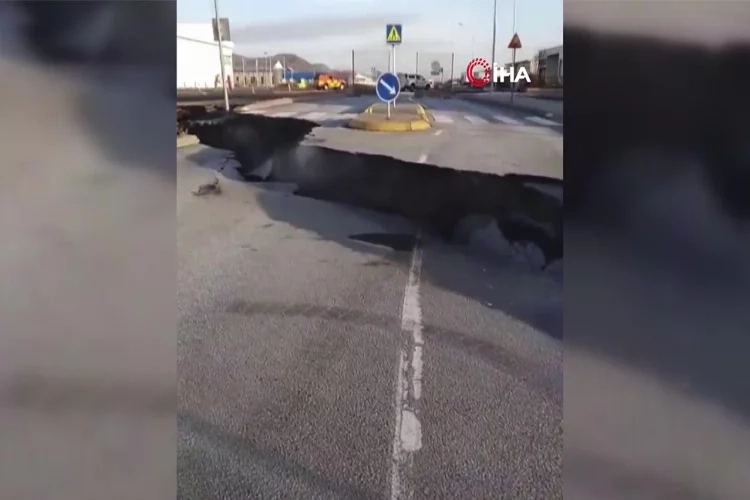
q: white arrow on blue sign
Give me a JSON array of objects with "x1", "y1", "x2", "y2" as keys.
[{"x1": 376, "y1": 72, "x2": 401, "y2": 103}]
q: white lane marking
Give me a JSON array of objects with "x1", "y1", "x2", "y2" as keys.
[
  {"x1": 320, "y1": 105, "x2": 352, "y2": 114},
  {"x1": 298, "y1": 111, "x2": 330, "y2": 121},
  {"x1": 268, "y1": 111, "x2": 297, "y2": 118},
  {"x1": 464, "y1": 114, "x2": 489, "y2": 125},
  {"x1": 334, "y1": 112, "x2": 357, "y2": 121},
  {"x1": 390, "y1": 238, "x2": 425, "y2": 500},
  {"x1": 432, "y1": 113, "x2": 454, "y2": 124},
  {"x1": 390, "y1": 351, "x2": 408, "y2": 498},
  {"x1": 492, "y1": 114, "x2": 523, "y2": 125},
  {"x1": 417, "y1": 153, "x2": 428, "y2": 164},
  {"x1": 526, "y1": 116, "x2": 562, "y2": 126},
  {"x1": 434, "y1": 129, "x2": 443, "y2": 136}
]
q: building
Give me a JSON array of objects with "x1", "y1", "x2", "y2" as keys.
[
  {"x1": 233, "y1": 55, "x2": 277, "y2": 87},
  {"x1": 233, "y1": 57, "x2": 319, "y2": 88},
  {"x1": 177, "y1": 23, "x2": 234, "y2": 89},
  {"x1": 503, "y1": 59, "x2": 533, "y2": 74},
  {"x1": 353, "y1": 73, "x2": 375, "y2": 86},
  {"x1": 536, "y1": 45, "x2": 563, "y2": 86}
]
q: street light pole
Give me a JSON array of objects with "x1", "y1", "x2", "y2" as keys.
[
  {"x1": 263, "y1": 52, "x2": 271, "y2": 88},
  {"x1": 212, "y1": 0, "x2": 230, "y2": 110},
  {"x1": 490, "y1": 0, "x2": 497, "y2": 92},
  {"x1": 510, "y1": 0, "x2": 517, "y2": 102}
]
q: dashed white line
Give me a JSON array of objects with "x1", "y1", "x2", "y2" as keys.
[
  {"x1": 298, "y1": 111, "x2": 330, "y2": 121},
  {"x1": 390, "y1": 237, "x2": 425, "y2": 500},
  {"x1": 526, "y1": 116, "x2": 562, "y2": 126},
  {"x1": 268, "y1": 111, "x2": 297, "y2": 118},
  {"x1": 434, "y1": 129, "x2": 443, "y2": 136},
  {"x1": 432, "y1": 113, "x2": 454, "y2": 124},
  {"x1": 390, "y1": 351, "x2": 408, "y2": 498},
  {"x1": 493, "y1": 114, "x2": 523, "y2": 125},
  {"x1": 417, "y1": 153, "x2": 428, "y2": 164},
  {"x1": 464, "y1": 114, "x2": 489, "y2": 125}
]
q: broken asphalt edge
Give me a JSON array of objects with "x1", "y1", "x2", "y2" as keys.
[
  {"x1": 177, "y1": 134, "x2": 200, "y2": 149},
  {"x1": 186, "y1": 111, "x2": 562, "y2": 266},
  {"x1": 456, "y1": 94, "x2": 563, "y2": 121},
  {"x1": 234, "y1": 98, "x2": 294, "y2": 113}
]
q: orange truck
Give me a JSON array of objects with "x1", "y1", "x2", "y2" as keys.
[{"x1": 315, "y1": 73, "x2": 346, "y2": 90}]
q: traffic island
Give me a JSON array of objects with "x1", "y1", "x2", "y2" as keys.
[{"x1": 348, "y1": 102, "x2": 432, "y2": 132}]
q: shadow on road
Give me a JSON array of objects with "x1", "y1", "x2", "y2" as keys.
[{"x1": 252, "y1": 184, "x2": 563, "y2": 342}]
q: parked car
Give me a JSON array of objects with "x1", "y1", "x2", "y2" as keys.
[{"x1": 399, "y1": 73, "x2": 432, "y2": 92}]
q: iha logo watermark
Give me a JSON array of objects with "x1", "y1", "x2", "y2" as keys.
[{"x1": 465, "y1": 58, "x2": 531, "y2": 88}]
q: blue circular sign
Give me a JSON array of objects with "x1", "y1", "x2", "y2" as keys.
[{"x1": 376, "y1": 72, "x2": 401, "y2": 102}]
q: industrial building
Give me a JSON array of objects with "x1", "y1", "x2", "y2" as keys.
[
  {"x1": 499, "y1": 44, "x2": 562, "y2": 88},
  {"x1": 232, "y1": 57, "x2": 314, "y2": 88},
  {"x1": 536, "y1": 45, "x2": 563, "y2": 86},
  {"x1": 503, "y1": 59, "x2": 533, "y2": 74},
  {"x1": 177, "y1": 22, "x2": 234, "y2": 89}
]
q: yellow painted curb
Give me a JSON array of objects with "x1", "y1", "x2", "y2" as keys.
[
  {"x1": 411, "y1": 103, "x2": 435, "y2": 123},
  {"x1": 347, "y1": 116, "x2": 431, "y2": 132}
]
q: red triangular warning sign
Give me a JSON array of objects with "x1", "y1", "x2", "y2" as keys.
[{"x1": 508, "y1": 33, "x2": 522, "y2": 49}]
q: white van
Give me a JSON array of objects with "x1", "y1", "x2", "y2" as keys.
[{"x1": 399, "y1": 73, "x2": 433, "y2": 92}]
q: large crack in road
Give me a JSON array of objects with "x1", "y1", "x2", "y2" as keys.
[{"x1": 187, "y1": 111, "x2": 563, "y2": 268}]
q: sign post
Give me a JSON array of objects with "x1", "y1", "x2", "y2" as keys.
[
  {"x1": 507, "y1": 33, "x2": 522, "y2": 103},
  {"x1": 212, "y1": 0, "x2": 230, "y2": 110},
  {"x1": 386, "y1": 24, "x2": 402, "y2": 110},
  {"x1": 430, "y1": 60, "x2": 441, "y2": 77},
  {"x1": 490, "y1": 0, "x2": 498, "y2": 92},
  {"x1": 376, "y1": 72, "x2": 401, "y2": 120},
  {"x1": 450, "y1": 53, "x2": 455, "y2": 91}
]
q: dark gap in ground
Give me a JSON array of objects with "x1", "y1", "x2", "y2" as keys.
[{"x1": 187, "y1": 112, "x2": 563, "y2": 268}]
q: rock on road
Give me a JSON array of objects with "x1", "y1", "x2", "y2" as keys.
[{"x1": 177, "y1": 94, "x2": 563, "y2": 499}]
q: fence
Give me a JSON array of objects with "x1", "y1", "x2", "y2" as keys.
[
  {"x1": 350, "y1": 45, "x2": 560, "y2": 90},
  {"x1": 221, "y1": 44, "x2": 560, "y2": 92},
  {"x1": 229, "y1": 49, "x2": 462, "y2": 91}
]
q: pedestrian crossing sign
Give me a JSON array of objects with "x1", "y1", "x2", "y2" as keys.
[{"x1": 386, "y1": 24, "x2": 402, "y2": 44}]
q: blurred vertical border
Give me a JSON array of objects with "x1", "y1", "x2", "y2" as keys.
[
  {"x1": 0, "y1": 2, "x2": 177, "y2": 500},
  {"x1": 564, "y1": 1, "x2": 750, "y2": 499}
]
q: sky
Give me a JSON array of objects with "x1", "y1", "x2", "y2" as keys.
[{"x1": 177, "y1": 0, "x2": 562, "y2": 75}]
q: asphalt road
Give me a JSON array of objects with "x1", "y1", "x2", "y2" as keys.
[
  {"x1": 236, "y1": 94, "x2": 563, "y2": 178},
  {"x1": 177, "y1": 94, "x2": 563, "y2": 499},
  {"x1": 177, "y1": 88, "x2": 334, "y2": 106}
]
